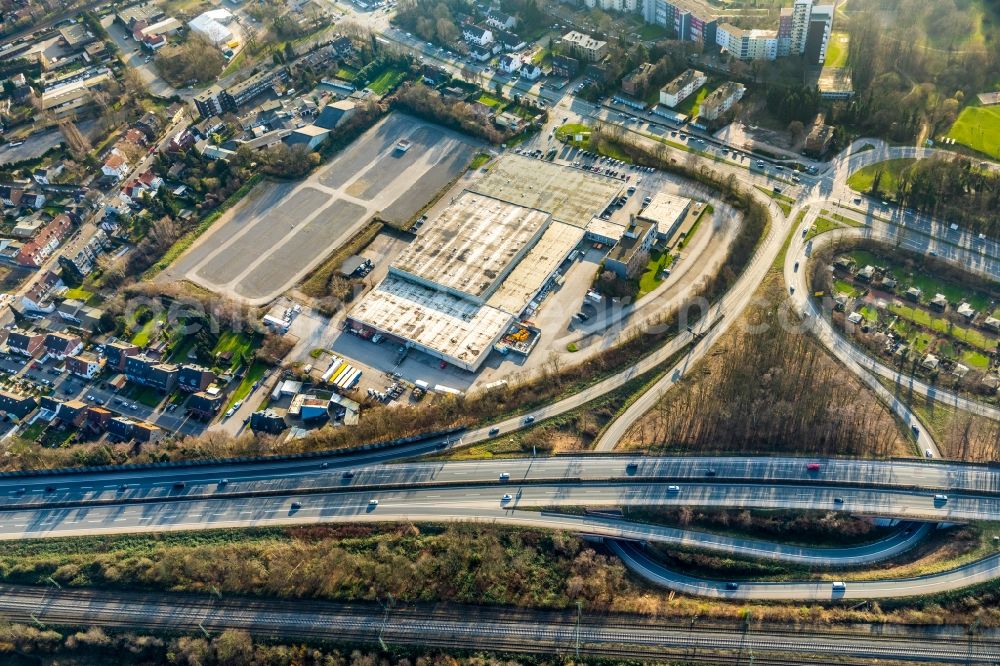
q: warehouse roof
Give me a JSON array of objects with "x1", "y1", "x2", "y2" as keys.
[
  {"x1": 391, "y1": 191, "x2": 551, "y2": 301},
  {"x1": 487, "y1": 222, "x2": 584, "y2": 315},
  {"x1": 349, "y1": 276, "x2": 513, "y2": 370},
  {"x1": 638, "y1": 193, "x2": 692, "y2": 236},
  {"x1": 470, "y1": 154, "x2": 623, "y2": 229}
]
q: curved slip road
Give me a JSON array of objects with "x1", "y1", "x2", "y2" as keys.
[{"x1": 611, "y1": 539, "x2": 1000, "y2": 601}]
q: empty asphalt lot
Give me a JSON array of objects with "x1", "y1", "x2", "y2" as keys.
[{"x1": 166, "y1": 113, "x2": 482, "y2": 304}]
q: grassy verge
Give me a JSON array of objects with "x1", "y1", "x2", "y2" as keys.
[
  {"x1": 754, "y1": 185, "x2": 794, "y2": 215},
  {"x1": 469, "y1": 152, "x2": 491, "y2": 170},
  {"x1": 433, "y1": 344, "x2": 691, "y2": 460},
  {"x1": 846, "y1": 158, "x2": 916, "y2": 196},
  {"x1": 147, "y1": 173, "x2": 263, "y2": 277},
  {"x1": 225, "y1": 360, "x2": 268, "y2": 411}
]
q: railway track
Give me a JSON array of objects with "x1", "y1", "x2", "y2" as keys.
[{"x1": 0, "y1": 585, "x2": 995, "y2": 664}]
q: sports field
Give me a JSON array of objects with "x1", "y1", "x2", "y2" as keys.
[{"x1": 945, "y1": 105, "x2": 1000, "y2": 159}]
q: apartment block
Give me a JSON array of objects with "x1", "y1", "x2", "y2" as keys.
[
  {"x1": 699, "y1": 81, "x2": 746, "y2": 120},
  {"x1": 716, "y1": 23, "x2": 778, "y2": 61},
  {"x1": 659, "y1": 68, "x2": 706, "y2": 108},
  {"x1": 559, "y1": 31, "x2": 608, "y2": 62}
]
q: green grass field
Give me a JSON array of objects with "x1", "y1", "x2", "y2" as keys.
[
  {"x1": 945, "y1": 106, "x2": 1000, "y2": 160},
  {"x1": 226, "y1": 360, "x2": 268, "y2": 411},
  {"x1": 846, "y1": 158, "x2": 916, "y2": 195},
  {"x1": 366, "y1": 69, "x2": 406, "y2": 95},
  {"x1": 677, "y1": 85, "x2": 709, "y2": 117},
  {"x1": 825, "y1": 31, "x2": 849, "y2": 68},
  {"x1": 888, "y1": 303, "x2": 996, "y2": 352}
]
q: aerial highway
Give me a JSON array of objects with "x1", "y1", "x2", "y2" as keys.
[
  {"x1": 3, "y1": 582, "x2": 997, "y2": 664},
  {"x1": 0, "y1": 479, "x2": 997, "y2": 539},
  {"x1": 6, "y1": 455, "x2": 1000, "y2": 510}
]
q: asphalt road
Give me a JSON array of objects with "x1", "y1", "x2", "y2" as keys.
[
  {"x1": 612, "y1": 539, "x2": 1000, "y2": 601},
  {"x1": 7, "y1": 455, "x2": 1000, "y2": 510},
  {"x1": 4, "y1": 583, "x2": 997, "y2": 663},
  {"x1": 0, "y1": 481, "x2": 996, "y2": 538}
]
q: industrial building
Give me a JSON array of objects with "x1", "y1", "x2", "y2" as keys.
[
  {"x1": 347, "y1": 156, "x2": 625, "y2": 372},
  {"x1": 637, "y1": 193, "x2": 693, "y2": 241}
]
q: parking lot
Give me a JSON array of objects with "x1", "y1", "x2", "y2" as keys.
[{"x1": 166, "y1": 113, "x2": 483, "y2": 304}]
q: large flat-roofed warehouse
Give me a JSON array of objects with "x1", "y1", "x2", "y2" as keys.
[
  {"x1": 347, "y1": 155, "x2": 624, "y2": 372},
  {"x1": 347, "y1": 276, "x2": 514, "y2": 372},
  {"x1": 469, "y1": 154, "x2": 623, "y2": 228},
  {"x1": 391, "y1": 191, "x2": 551, "y2": 303}
]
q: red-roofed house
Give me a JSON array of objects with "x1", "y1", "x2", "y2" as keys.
[
  {"x1": 15, "y1": 214, "x2": 72, "y2": 268},
  {"x1": 101, "y1": 150, "x2": 129, "y2": 182}
]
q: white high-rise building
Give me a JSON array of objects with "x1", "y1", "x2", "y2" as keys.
[{"x1": 789, "y1": 0, "x2": 813, "y2": 56}]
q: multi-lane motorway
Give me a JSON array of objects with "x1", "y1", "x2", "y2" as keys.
[{"x1": 5, "y1": 453, "x2": 1000, "y2": 600}]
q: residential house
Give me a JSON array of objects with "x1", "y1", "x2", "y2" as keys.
[
  {"x1": 905, "y1": 287, "x2": 922, "y2": 302},
  {"x1": 125, "y1": 355, "x2": 179, "y2": 392},
  {"x1": 58, "y1": 226, "x2": 109, "y2": 279},
  {"x1": 56, "y1": 399, "x2": 88, "y2": 427},
  {"x1": 422, "y1": 64, "x2": 449, "y2": 85},
  {"x1": 44, "y1": 332, "x2": 84, "y2": 360},
  {"x1": 178, "y1": 364, "x2": 215, "y2": 392},
  {"x1": 15, "y1": 213, "x2": 72, "y2": 268},
  {"x1": 101, "y1": 150, "x2": 130, "y2": 183},
  {"x1": 188, "y1": 391, "x2": 224, "y2": 420},
  {"x1": 622, "y1": 62, "x2": 655, "y2": 96},
  {"x1": 698, "y1": 81, "x2": 746, "y2": 121},
  {"x1": 85, "y1": 406, "x2": 113, "y2": 432},
  {"x1": 250, "y1": 409, "x2": 287, "y2": 434},
  {"x1": 330, "y1": 35, "x2": 353, "y2": 57},
  {"x1": 0, "y1": 390, "x2": 37, "y2": 419},
  {"x1": 0, "y1": 185, "x2": 45, "y2": 210},
  {"x1": 107, "y1": 416, "x2": 137, "y2": 441},
  {"x1": 498, "y1": 53, "x2": 522, "y2": 74},
  {"x1": 957, "y1": 302, "x2": 976, "y2": 320},
  {"x1": 11, "y1": 212, "x2": 46, "y2": 238},
  {"x1": 32, "y1": 165, "x2": 64, "y2": 186},
  {"x1": 520, "y1": 63, "x2": 542, "y2": 81},
  {"x1": 551, "y1": 54, "x2": 579, "y2": 78},
  {"x1": 66, "y1": 352, "x2": 104, "y2": 379},
  {"x1": 120, "y1": 169, "x2": 163, "y2": 206},
  {"x1": 469, "y1": 44, "x2": 492, "y2": 61},
  {"x1": 485, "y1": 11, "x2": 516, "y2": 30},
  {"x1": 659, "y1": 69, "x2": 707, "y2": 108},
  {"x1": 106, "y1": 341, "x2": 141, "y2": 371},
  {"x1": 496, "y1": 31, "x2": 526, "y2": 52},
  {"x1": 6, "y1": 329, "x2": 45, "y2": 357},
  {"x1": 133, "y1": 421, "x2": 165, "y2": 443},
  {"x1": 462, "y1": 25, "x2": 494, "y2": 47},
  {"x1": 803, "y1": 113, "x2": 834, "y2": 156}
]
